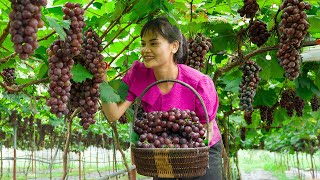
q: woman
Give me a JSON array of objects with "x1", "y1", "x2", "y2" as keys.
[{"x1": 102, "y1": 17, "x2": 222, "y2": 180}]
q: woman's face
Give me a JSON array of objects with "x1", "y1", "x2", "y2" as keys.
[{"x1": 140, "y1": 31, "x2": 177, "y2": 69}]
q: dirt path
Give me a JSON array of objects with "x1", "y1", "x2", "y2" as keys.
[{"x1": 240, "y1": 169, "x2": 278, "y2": 180}]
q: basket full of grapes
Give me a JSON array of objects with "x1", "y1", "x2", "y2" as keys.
[{"x1": 131, "y1": 79, "x2": 210, "y2": 178}]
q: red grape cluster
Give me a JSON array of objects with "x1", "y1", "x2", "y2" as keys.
[
  {"x1": 280, "y1": 89, "x2": 305, "y2": 117},
  {"x1": 119, "y1": 112, "x2": 128, "y2": 124},
  {"x1": 311, "y1": 95, "x2": 319, "y2": 112},
  {"x1": 265, "y1": 107, "x2": 274, "y2": 132},
  {"x1": 244, "y1": 111, "x2": 252, "y2": 125},
  {"x1": 248, "y1": 20, "x2": 271, "y2": 47},
  {"x1": 239, "y1": 60, "x2": 262, "y2": 112},
  {"x1": 1, "y1": 68, "x2": 16, "y2": 86},
  {"x1": 46, "y1": 40, "x2": 73, "y2": 118},
  {"x1": 70, "y1": 28, "x2": 104, "y2": 129},
  {"x1": 134, "y1": 108, "x2": 206, "y2": 148},
  {"x1": 240, "y1": 127, "x2": 246, "y2": 141},
  {"x1": 259, "y1": 106, "x2": 268, "y2": 121},
  {"x1": 9, "y1": 0, "x2": 47, "y2": 60},
  {"x1": 277, "y1": 0, "x2": 311, "y2": 80},
  {"x1": 62, "y1": 2, "x2": 85, "y2": 56},
  {"x1": 237, "y1": 0, "x2": 259, "y2": 18},
  {"x1": 186, "y1": 33, "x2": 213, "y2": 71}
]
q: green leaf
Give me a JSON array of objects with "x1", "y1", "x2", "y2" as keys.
[
  {"x1": 253, "y1": 89, "x2": 278, "y2": 106},
  {"x1": 295, "y1": 76, "x2": 319, "y2": 99},
  {"x1": 45, "y1": 16, "x2": 70, "y2": 41},
  {"x1": 224, "y1": 78, "x2": 241, "y2": 93},
  {"x1": 93, "y1": 2, "x2": 103, "y2": 9},
  {"x1": 108, "y1": 79, "x2": 129, "y2": 101},
  {"x1": 99, "y1": 81, "x2": 121, "y2": 104},
  {"x1": 130, "y1": 131, "x2": 139, "y2": 144},
  {"x1": 35, "y1": 63, "x2": 49, "y2": 79},
  {"x1": 71, "y1": 64, "x2": 93, "y2": 83}
]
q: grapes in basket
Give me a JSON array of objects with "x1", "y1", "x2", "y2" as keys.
[{"x1": 133, "y1": 108, "x2": 206, "y2": 148}]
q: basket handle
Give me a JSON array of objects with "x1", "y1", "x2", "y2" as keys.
[{"x1": 133, "y1": 79, "x2": 210, "y2": 142}]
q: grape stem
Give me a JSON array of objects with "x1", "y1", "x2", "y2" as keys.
[
  {"x1": 102, "y1": 112, "x2": 133, "y2": 180},
  {"x1": 0, "y1": 77, "x2": 49, "y2": 93}
]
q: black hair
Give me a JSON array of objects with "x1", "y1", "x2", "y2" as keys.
[{"x1": 140, "y1": 17, "x2": 188, "y2": 64}]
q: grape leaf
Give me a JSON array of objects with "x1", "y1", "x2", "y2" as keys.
[
  {"x1": 253, "y1": 89, "x2": 277, "y2": 106},
  {"x1": 99, "y1": 81, "x2": 121, "y2": 104},
  {"x1": 45, "y1": 16, "x2": 70, "y2": 41},
  {"x1": 108, "y1": 79, "x2": 129, "y2": 101},
  {"x1": 71, "y1": 64, "x2": 93, "y2": 83}
]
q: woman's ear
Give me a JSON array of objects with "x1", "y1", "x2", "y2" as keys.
[{"x1": 172, "y1": 40, "x2": 179, "y2": 53}]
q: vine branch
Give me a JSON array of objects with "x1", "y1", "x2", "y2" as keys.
[
  {"x1": 0, "y1": 77, "x2": 49, "y2": 93},
  {"x1": 108, "y1": 35, "x2": 139, "y2": 65},
  {"x1": 0, "y1": 22, "x2": 10, "y2": 48},
  {"x1": 212, "y1": 40, "x2": 319, "y2": 84}
]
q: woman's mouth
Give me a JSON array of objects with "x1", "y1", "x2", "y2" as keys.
[{"x1": 143, "y1": 56, "x2": 154, "y2": 61}]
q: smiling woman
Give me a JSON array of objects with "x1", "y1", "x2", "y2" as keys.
[{"x1": 101, "y1": 16, "x2": 222, "y2": 180}]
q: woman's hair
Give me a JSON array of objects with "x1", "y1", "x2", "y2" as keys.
[{"x1": 140, "y1": 17, "x2": 188, "y2": 64}]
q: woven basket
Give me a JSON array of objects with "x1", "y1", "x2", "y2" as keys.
[{"x1": 131, "y1": 79, "x2": 211, "y2": 178}]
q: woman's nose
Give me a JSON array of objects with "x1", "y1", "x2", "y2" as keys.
[{"x1": 141, "y1": 46, "x2": 151, "y2": 53}]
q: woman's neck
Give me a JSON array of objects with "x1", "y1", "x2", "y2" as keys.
[{"x1": 153, "y1": 62, "x2": 178, "y2": 81}]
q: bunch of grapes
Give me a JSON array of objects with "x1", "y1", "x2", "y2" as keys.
[
  {"x1": 119, "y1": 112, "x2": 128, "y2": 124},
  {"x1": 239, "y1": 60, "x2": 262, "y2": 112},
  {"x1": 240, "y1": 127, "x2": 246, "y2": 141},
  {"x1": 46, "y1": 40, "x2": 73, "y2": 118},
  {"x1": 186, "y1": 33, "x2": 213, "y2": 71},
  {"x1": 294, "y1": 96, "x2": 305, "y2": 117},
  {"x1": 237, "y1": 0, "x2": 259, "y2": 18},
  {"x1": 62, "y1": 2, "x2": 85, "y2": 56},
  {"x1": 70, "y1": 28, "x2": 104, "y2": 129},
  {"x1": 277, "y1": 0, "x2": 311, "y2": 80},
  {"x1": 134, "y1": 108, "x2": 206, "y2": 148},
  {"x1": 280, "y1": 89, "x2": 305, "y2": 117},
  {"x1": 9, "y1": 0, "x2": 46, "y2": 60},
  {"x1": 248, "y1": 20, "x2": 270, "y2": 47},
  {"x1": 244, "y1": 110, "x2": 253, "y2": 125},
  {"x1": 259, "y1": 106, "x2": 268, "y2": 121},
  {"x1": 265, "y1": 107, "x2": 274, "y2": 132},
  {"x1": 1, "y1": 68, "x2": 16, "y2": 86},
  {"x1": 311, "y1": 95, "x2": 319, "y2": 112}
]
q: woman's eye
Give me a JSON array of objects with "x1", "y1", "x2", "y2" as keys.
[{"x1": 151, "y1": 42, "x2": 158, "y2": 46}]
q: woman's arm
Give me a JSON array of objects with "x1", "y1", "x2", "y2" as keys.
[{"x1": 102, "y1": 100, "x2": 132, "y2": 122}]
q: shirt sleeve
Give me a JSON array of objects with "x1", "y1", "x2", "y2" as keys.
[
  {"x1": 195, "y1": 75, "x2": 219, "y2": 124},
  {"x1": 122, "y1": 61, "x2": 139, "y2": 102}
]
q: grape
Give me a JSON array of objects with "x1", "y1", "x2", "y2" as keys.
[
  {"x1": 46, "y1": 40, "x2": 73, "y2": 118},
  {"x1": 259, "y1": 106, "x2": 268, "y2": 121},
  {"x1": 240, "y1": 127, "x2": 246, "y2": 141},
  {"x1": 118, "y1": 112, "x2": 128, "y2": 124},
  {"x1": 9, "y1": 0, "x2": 47, "y2": 59},
  {"x1": 244, "y1": 110, "x2": 253, "y2": 125},
  {"x1": 237, "y1": 0, "x2": 259, "y2": 18},
  {"x1": 248, "y1": 20, "x2": 270, "y2": 47},
  {"x1": 280, "y1": 89, "x2": 305, "y2": 117},
  {"x1": 1, "y1": 68, "x2": 16, "y2": 86},
  {"x1": 186, "y1": 33, "x2": 213, "y2": 71},
  {"x1": 277, "y1": 0, "x2": 311, "y2": 80},
  {"x1": 239, "y1": 60, "x2": 262, "y2": 112},
  {"x1": 70, "y1": 28, "x2": 104, "y2": 129},
  {"x1": 133, "y1": 108, "x2": 206, "y2": 148},
  {"x1": 62, "y1": 2, "x2": 85, "y2": 57},
  {"x1": 311, "y1": 95, "x2": 319, "y2": 112}
]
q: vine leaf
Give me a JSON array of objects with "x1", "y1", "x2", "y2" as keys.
[
  {"x1": 99, "y1": 81, "x2": 121, "y2": 104},
  {"x1": 108, "y1": 79, "x2": 128, "y2": 101},
  {"x1": 45, "y1": 16, "x2": 70, "y2": 41},
  {"x1": 71, "y1": 64, "x2": 93, "y2": 83}
]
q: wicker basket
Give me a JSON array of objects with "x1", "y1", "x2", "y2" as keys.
[{"x1": 131, "y1": 79, "x2": 211, "y2": 178}]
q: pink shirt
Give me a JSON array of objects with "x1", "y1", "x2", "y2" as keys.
[{"x1": 123, "y1": 61, "x2": 221, "y2": 147}]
